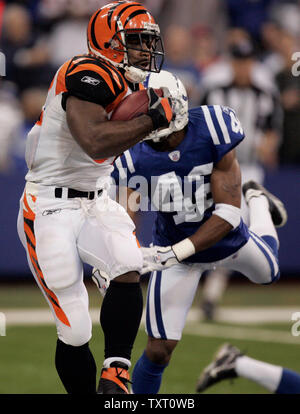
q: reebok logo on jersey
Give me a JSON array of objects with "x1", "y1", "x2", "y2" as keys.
[
  {"x1": 81, "y1": 76, "x2": 101, "y2": 86},
  {"x1": 168, "y1": 151, "x2": 181, "y2": 162}
]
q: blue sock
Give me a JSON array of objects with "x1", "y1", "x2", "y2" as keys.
[
  {"x1": 132, "y1": 351, "x2": 168, "y2": 394},
  {"x1": 276, "y1": 369, "x2": 300, "y2": 394}
]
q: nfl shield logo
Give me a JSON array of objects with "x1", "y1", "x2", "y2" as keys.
[{"x1": 168, "y1": 151, "x2": 180, "y2": 162}]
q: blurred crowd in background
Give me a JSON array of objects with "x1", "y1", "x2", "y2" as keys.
[{"x1": 0, "y1": 0, "x2": 300, "y2": 175}]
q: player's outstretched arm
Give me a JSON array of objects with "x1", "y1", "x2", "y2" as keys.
[
  {"x1": 141, "y1": 150, "x2": 242, "y2": 274},
  {"x1": 188, "y1": 149, "x2": 241, "y2": 252}
]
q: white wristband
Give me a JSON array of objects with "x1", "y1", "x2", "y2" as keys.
[
  {"x1": 172, "y1": 238, "x2": 196, "y2": 262},
  {"x1": 212, "y1": 203, "x2": 241, "y2": 229}
]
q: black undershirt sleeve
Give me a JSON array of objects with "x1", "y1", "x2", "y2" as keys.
[{"x1": 61, "y1": 70, "x2": 116, "y2": 111}]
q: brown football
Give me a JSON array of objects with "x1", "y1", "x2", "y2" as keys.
[{"x1": 110, "y1": 88, "x2": 163, "y2": 121}]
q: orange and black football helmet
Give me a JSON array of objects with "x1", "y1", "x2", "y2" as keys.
[{"x1": 87, "y1": 1, "x2": 164, "y2": 82}]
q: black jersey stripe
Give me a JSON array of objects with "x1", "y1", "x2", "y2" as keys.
[
  {"x1": 124, "y1": 10, "x2": 148, "y2": 28},
  {"x1": 98, "y1": 58, "x2": 126, "y2": 90},
  {"x1": 94, "y1": 60, "x2": 126, "y2": 93}
]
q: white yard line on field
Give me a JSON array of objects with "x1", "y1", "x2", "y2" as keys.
[
  {"x1": 1, "y1": 306, "x2": 299, "y2": 326},
  {"x1": 183, "y1": 323, "x2": 299, "y2": 345},
  {"x1": 1, "y1": 307, "x2": 300, "y2": 346}
]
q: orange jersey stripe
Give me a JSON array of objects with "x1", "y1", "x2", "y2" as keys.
[
  {"x1": 22, "y1": 191, "x2": 71, "y2": 327},
  {"x1": 23, "y1": 192, "x2": 35, "y2": 221},
  {"x1": 161, "y1": 98, "x2": 173, "y2": 123},
  {"x1": 55, "y1": 59, "x2": 70, "y2": 96},
  {"x1": 94, "y1": 158, "x2": 108, "y2": 164},
  {"x1": 36, "y1": 110, "x2": 44, "y2": 126},
  {"x1": 26, "y1": 237, "x2": 71, "y2": 327},
  {"x1": 133, "y1": 231, "x2": 141, "y2": 248}
]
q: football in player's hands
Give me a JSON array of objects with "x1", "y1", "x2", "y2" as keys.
[{"x1": 110, "y1": 88, "x2": 163, "y2": 121}]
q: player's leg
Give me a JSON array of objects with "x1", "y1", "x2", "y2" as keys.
[
  {"x1": 131, "y1": 263, "x2": 202, "y2": 394},
  {"x1": 98, "y1": 271, "x2": 143, "y2": 394},
  {"x1": 219, "y1": 181, "x2": 287, "y2": 284},
  {"x1": 243, "y1": 180, "x2": 287, "y2": 254},
  {"x1": 200, "y1": 268, "x2": 230, "y2": 320},
  {"x1": 196, "y1": 343, "x2": 300, "y2": 394},
  {"x1": 199, "y1": 168, "x2": 262, "y2": 320},
  {"x1": 77, "y1": 195, "x2": 143, "y2": 394},
  {"x1": 17, "y1": 190, "x2": 96, "y2": 394}
]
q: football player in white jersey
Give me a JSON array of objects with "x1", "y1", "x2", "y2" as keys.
[
  {"x1": 16, "y1": 1, "x2": 174, "y2": 394},
  {"x1": 107, "y1": 70, "x2": 288, "y2": 394}
]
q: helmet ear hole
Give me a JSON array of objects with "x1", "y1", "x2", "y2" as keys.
[{"x1": 104, "y1": 42, "x2": 110, "y2": 49}]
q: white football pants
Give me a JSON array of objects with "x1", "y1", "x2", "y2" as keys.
[
  {"x1": 17, "y1": 182, "x2": 143, "y2": 346},
  {"x1": 146, "y1": 230, "x2": 279, "y2": 341}
]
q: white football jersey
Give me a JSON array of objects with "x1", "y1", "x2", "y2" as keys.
[{"x1": 25, "y1": 55, "x2": 132, "y2": 191}]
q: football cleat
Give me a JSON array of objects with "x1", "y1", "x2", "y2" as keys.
[
  {"x1": 196, "y1": 343, "x2": 243, "y2": 393},
  {"x1": 242, "y1": 180, "x2": 288, "y2": 228},
  {"x1": 98, "y1": 362, "x2": 131, "y2": 394}
]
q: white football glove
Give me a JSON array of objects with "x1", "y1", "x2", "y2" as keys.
[
  {"x1": 92, "y1": 268, "x2": 110, "y2": 297},
  {"x1": 141, "y1": 245, "x2": 179, "y2": 274}
]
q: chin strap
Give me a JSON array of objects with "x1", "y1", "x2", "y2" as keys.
[{"x1": 124, "y1": 65, "x2": 149, "y2": 83}]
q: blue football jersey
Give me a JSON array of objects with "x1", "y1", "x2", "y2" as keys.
[{"x1": 112, "y1": 105, "x2": 250, "y2": 263}]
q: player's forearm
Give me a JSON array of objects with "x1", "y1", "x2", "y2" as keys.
[
  {"x1": 66, "y1": 97, "x2": 154, "y2": 158},
  {"x1": 188, "y1": 215, "x2": 233, "y2": 253},
  {"x1": 80, "y1": 115, "x2": 154, "y2": 158}
]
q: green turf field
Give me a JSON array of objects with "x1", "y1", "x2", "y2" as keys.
[{"x1": 0, "y1": 280, "x2": 300, "y2": 394}]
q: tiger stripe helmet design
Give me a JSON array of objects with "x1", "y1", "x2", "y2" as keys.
[{"x1": 87, "y1": 1, "x2": 164, "y2": 82}]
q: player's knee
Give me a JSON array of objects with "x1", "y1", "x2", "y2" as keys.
[
  {"x1": 58, "y1": 326, "x2": 92, "y2": 347},
  {"x1": 55, "y1": 298, "x2": 92, "y2": 346},
  {"x1": 146, "y1": 337, "x2": 178, "y2": 365}
]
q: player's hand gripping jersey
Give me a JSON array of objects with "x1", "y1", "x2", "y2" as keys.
[
  {"x1": 112, "y1": 105, "x2": 250, "y2": 263},
  {"x1": 25, "y1": 55, "x2": 137, "y2": 191}
]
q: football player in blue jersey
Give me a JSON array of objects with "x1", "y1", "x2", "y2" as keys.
[
  {"x1": 96, "y1": 70, "x2": 288, "y2": 394},
  {"x1": 196, "y1": 343, "x2": 300, "y2": 394}
]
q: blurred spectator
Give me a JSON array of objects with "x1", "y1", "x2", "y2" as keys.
[
  {"x1": 158, "y1": 0, "x2": 228, "y2": 54},
  {"x1": 200, "y1": 28, "x2": 282, "y2": 171},
  {"x1": 0, "y1": 81, "x2": 23, "y2": 173},
  {"x1": 275, "y1": 30, "x2": 300, "y2": 165},
  {"x1": 163, "y1": 24, "x2": 201, "y2": 106},
  {"x1": 10, "y1": 87, "x2": 47, "y2": 174},
  {"x1": 45, "y1": 1, "x2": 94, "y2": 67},
  {"x1": 261, "y1": 21, "x2": 286, "y2": 75},
  {"x1": 1, "y1": 4, "x2": 55, "y2": 93},
  {"x1": 141, "y1": 0, "x2": 167, "y2": 18},
  {"x1": 224, "y1": 0, "x2": 274, "y2": 45},
  {"x1": 0, "y1": 0, "x2": 4, "y2": 37},
  {"x1": 261, "y1": 2, "x2": 300, "y2": 75},
  {"x1": 269, "y1": 1, "x2": 300, "y2": 38},
  {"x1": 191, "y1": 25, "x2": 221, "y2": 76},
  {"x1": 38, "y1": 0, "x2": 101, "y2": 20},
  {"x1": 198, "y1": 28, "x2": 283, "y2": 320}
]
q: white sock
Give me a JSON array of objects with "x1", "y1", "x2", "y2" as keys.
[
  {"x1": 236, "y1": 356, "x2": 283, "y2": 392},
  {"x1": 248, "y1": 195, "x2": 279, "y2": 245},
  {"x1": 103, "y1": 357, "x2": 131, "y2": 369}
]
